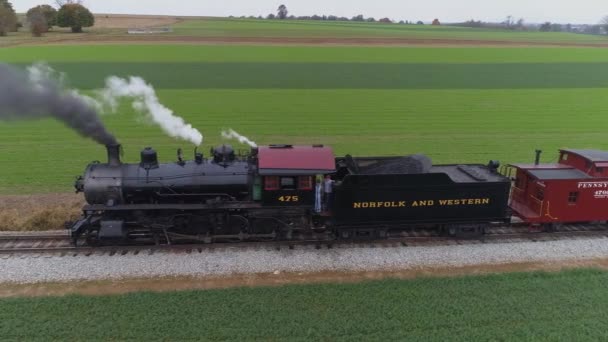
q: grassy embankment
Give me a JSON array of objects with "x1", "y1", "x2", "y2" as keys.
[{"x1": 1, "y1": 269, "x2": 608, "y2": 340}]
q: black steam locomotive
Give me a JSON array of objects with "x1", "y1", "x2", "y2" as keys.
[{"x1": 68, "y1": 144, "x2": 512, "y2": 245}]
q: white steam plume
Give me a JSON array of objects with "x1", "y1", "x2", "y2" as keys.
[
  {"x1": 99, "y1": 76, "x2": 203, "y2": 146},
  {"x1": 221, "y1": 129, "x2": 257, "y2": 147}
]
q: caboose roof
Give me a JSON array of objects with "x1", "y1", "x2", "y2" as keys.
[
  {"x1": 561, "y1": 149, "x2": 608, "y2": 163},
  {"x1": 527, "y1": 168, "x2": 591, "y2": 180},
  {"x1": 257, "y1": 145, "x2": 335, "y2": 175}
]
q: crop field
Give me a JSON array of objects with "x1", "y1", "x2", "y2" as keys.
[
  {"x1": 2, "y1": 269, "x2": 608, "y2": 340},
  {"x1": 1, "y1": 43, "x2": 608, "y2": 193},
  {"x1": 4, "y1": 17, "x2": 608, "y2": 48},
  {"x1": 172, "y1": 18, "x2": 608, "y2": 44},
  {"x1": 0, "y1": 45, "x2": 608, "y2": 193}
]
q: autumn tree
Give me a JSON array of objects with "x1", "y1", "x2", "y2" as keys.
[
  {"x1": 56, "y1": 2, "x2": 94, "y2": 32},
  {"x1": 28, "y1": 10, "x2": 47, "y2": 36},
  {"x1": 27, "y1": 4, "x2": 58, "y2": 31}
]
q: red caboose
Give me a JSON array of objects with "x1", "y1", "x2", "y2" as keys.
[{"x1": 508, "y1": 149, "x2": 608, "y2": 228}]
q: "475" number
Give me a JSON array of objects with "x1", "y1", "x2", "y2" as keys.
[{"x1": 278, "y1": 195, "x2": 299, "y2": 202}]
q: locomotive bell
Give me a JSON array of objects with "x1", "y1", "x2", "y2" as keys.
[{"x1": 140, "y1": 147, "x2": 159, "y2": 169}]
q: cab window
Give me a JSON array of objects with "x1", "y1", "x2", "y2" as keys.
[
  {"x1": 264, "y1": 176, "x2": 279, "y2": 190},
  {"x1": 280, "y1": 177, "x2": 296, "y2": 190},
  {"x1": 298, "y1": 176, "x2": 312, "y2": 190}
]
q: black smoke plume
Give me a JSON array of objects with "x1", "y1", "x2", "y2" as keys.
[{"x1": 0, "y1": 63, "x2": 117, "y2": 145}]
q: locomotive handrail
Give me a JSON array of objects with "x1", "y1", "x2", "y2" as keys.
[{"x1": 93, "y1": 172, "x2": 250, "y2": 181}]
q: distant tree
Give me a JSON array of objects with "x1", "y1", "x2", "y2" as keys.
[
  {"x1": 266, "y1": 13, "x2": 275, "y2": 19},
  {"x1": 515, "y1": 18, "x2": 525, "y2": 30},
  {"x1": 550, "y1": 23, "x2": 563, "y2": 32},
  {"x1": 366, "y1": 17, "x2": 376, "y2": 22},
  {"x1": 327, "y1": 15, "x2": 337, "y2": 21},
  {"x1": 503, "y1": 15, "x2": 514, "y2": 29},
  {"x1": 398, "y1": 20, "x2": 405, "y2": 24},
  {"x1": 462, "y1": 19, "x2": 483, "y2": 28},
  {"x1": 602, "y1": 16, "x2": 608, "y2": 34},
  {"x1": 565, "y1": 23, "x2": 572, "y2": 32},
  {"x1": 27, "y1": 5, "x2": 58, "y2": 31},
  {"x1": 311, "y1": 14, "x2": 322, "y2": 20},
  {"x1": 28, "y1": 10, "x2": 47, "y2": 36},
  {"x1": 379, "y1": 18, "x2": 392, "y2": 23},
  {"x1": 352, "y1": 14, "x2": 364, "y2": 22},
  {"x1": 416, "y1": 21, "x2": 424, "y2": 25},
  {"x1": 56, "y1": 3, "x2": 94, "y2": 32},
  {"x1": 0, "y1": 0, "x2": 17, "y2": 36},
  {"x1": 257, "y1": 15, "x2": 263, "y2": 19},
  {"x1": 277, "y1": 4, "x2": 288, "y2": 19},
  {"x1": 539, "y1": 22, "x2": 552, "y2": 32},
  {"x1": 432, "y1": 18, "x2": 440, "y2": 25}
]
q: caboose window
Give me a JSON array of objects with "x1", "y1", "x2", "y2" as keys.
[
  {"x1": 597, "y1": 167, "x2": 604, "y2": 173},
  {"x1": 568, "y1": 191, "x2": 579, "y2": 204},
  {"x1": 280, "y1": 177, "x2": 296, "y2": 190},
  {"x1": 264, "y1": 176, "x2": 279, "y2": 190},
  {"x1": 535, "y1": 188, "x2": 544, "y2": 201},
  {"x1": 561, "y1": 153, "x2": 568, "y2": 161},
  {"x1": 298, "y1": 176, "x2": 313, "y2": 190}
]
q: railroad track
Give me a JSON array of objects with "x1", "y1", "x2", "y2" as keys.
[{"x1": 1, "y1": 224, "x2": 608, "y2": 256}]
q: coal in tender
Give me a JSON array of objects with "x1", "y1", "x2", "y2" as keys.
[{"x1": 359, "y1": 154, "x2": 432, "y2": 175}]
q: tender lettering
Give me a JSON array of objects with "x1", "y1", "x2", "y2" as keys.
[{"x1": 352, "y1": 198, "x2": 490, "y2": 209}]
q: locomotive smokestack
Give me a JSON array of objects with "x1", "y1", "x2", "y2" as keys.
[
  {"x1": 535, "y1": 149, "x2": 542, "y2": 166},
  {"x1": 106, "y1": 144, "x2": 121, "y2": 166}
]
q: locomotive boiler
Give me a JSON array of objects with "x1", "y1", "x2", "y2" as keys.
[{"x1": 76, "y1": 144, "x2": 251, "y2": 206}]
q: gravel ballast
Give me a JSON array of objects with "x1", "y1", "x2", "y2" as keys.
[{"x1": 2, "y1": 238, "x2": 608, "y2": 284}]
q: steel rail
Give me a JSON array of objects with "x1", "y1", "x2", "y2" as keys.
[{"x1": 0, "y1": 223, "x2": 607, "y2": 256}]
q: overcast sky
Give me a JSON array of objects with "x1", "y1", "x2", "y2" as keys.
[{"x1": 13, "y1": 0, "x2": 608, "y2": 24}]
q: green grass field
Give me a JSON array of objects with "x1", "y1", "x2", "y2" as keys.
[
  {"x1": 2, "y1": 269, "x2": 608, "y2": 340},
  {"x1": 171, "y1": 18, "x2": 608, "y2": 44},
  {"x1": 2, "y1": 44, "x2": 608, "y2": 193}
]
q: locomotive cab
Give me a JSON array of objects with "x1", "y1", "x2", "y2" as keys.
[{"x1": 256, "y1": 145, "x2": 335, "y2": 208}]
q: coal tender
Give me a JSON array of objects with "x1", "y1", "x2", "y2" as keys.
[
  {"x1": 332, "y1": 155, "x2": 512, "y2": 237},
  {"x1": 68, "y1": 144, "x2": 511, "y2": 245}
]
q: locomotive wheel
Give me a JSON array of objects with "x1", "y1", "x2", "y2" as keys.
[{"x1": 86, "y1": 228, "x2": 101, "y2": 246}]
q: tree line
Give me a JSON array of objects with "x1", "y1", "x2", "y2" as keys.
[
  {"x1": 251, "y1": 5, "x2": 608, "y2": 35},
  {"x1": 0, "y1": 0, "x2": 94, "y2": 37}
]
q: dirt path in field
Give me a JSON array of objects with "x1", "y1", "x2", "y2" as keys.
[
  {"x1": 93, "y1": 14, "x2": 184, "y2": 29},
  {"x1": 0, "y1": 193, "x2": 83, "y2": 231},
  {"x1": 2, "y1": 258, "x2": 608, "y2": 298},
  {"x1": 7, "y1": 34, "x2": 608, "y2": 48}
]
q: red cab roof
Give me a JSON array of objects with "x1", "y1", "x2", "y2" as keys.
[{"x1": 257, "y1": 145, "x2": 335, "y2": 175}]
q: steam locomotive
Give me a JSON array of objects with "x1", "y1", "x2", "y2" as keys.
[
  {"x1": 69, "y1": 144, "x2": 513, "y2": 245},
  {"x1": 70, "y1": 143, "x2": 608, "y2": 245}
]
